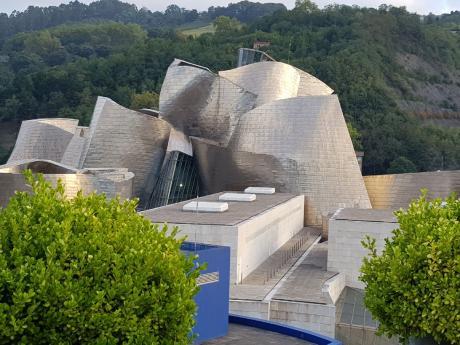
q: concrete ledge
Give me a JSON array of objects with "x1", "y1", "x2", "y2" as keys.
[{"x1": 322, "y1": 273, "x2": 346, "y2": 305}]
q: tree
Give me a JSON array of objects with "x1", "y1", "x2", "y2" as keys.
[
  {"x1": 0, "y1": 171, "x2": 202, "y2": 344},
  {"x1": 213, "y1": 16, "x2": 241, "y2": 33},
  {"x1": 360, "y1": 192, "x2": 459, "y2": 344},
  {"x1": 347, "y1": 122, "x2": 363, "y2": 151},
  {"x1": 294, "y1": 0, "x2": 319, "y2": 13},
  {"x1": 131, "y1": 91, "x2": 159, "y2": 109},
  {"x1": 387, "y1": 156, "x2": 417, "y2": 174}
]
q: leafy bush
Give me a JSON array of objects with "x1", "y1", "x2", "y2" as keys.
[
  {"x1": 360, "y1": 192, "x2": 460, "y2": 345},
  {"x1": 0, "y1": 171, "x2": 201, "y2": 344}
]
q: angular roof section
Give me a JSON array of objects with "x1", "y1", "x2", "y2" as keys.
[{"x1": 8, "y1": 118, "x2": 79, "y2": 164}]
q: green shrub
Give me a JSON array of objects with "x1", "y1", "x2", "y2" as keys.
[
  {"x1": 0, "y1": 171, "x2": 201, "y2": 344},
  {"x1": 360, "y1": 192, "x2": 460, "y2": 345}
]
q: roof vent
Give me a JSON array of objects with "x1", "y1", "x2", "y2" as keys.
[
  {"x1": 244, "y1": 187, "x2": 275, "y2": 195},
  {"x1": 219, "y1": 193, "x2": 256, "y2": 202},
  {"x1": 182, "y1": 201, "x2": 229, "y2": 213}
]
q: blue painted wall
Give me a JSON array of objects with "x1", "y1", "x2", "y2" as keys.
[{"x1": 181, "y1": 242, "x2": 230, "y2": 344}]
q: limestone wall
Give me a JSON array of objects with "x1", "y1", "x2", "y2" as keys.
[
  {"x1": 327, "y1": 209, "x2": 398, "y2": 289},
  {"x1": 364, "y1": 170, "x2": 460, "y2": 209}
]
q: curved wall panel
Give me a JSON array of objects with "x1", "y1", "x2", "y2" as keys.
[
  {"x1": 364, "y1": 170, "x2": 460, "y2": 209},
  {"x1": 295, "y1": 68, "x2": 334, "y2": 96},
  {"x1": 219, "y1": 61, "x2": 300, "y2": 106},
  {"x1": 8, "y1": 118, "x2": 78, "y2": 163},
  {"x1": 228, "y1": 96, "x2": 371, "y2": 225},
  {"x1": 192, "y1": 138, "x2": 292, "y2": 196},
  {"x1": 159, "y1": 60, "x2": 256, "y2": 145},
  {"x1": 61, "y1": 126, "x2": 89, "y2": 168},
  {"x1": 81, "y1": 97, "x2": 171, "y2": 202}
]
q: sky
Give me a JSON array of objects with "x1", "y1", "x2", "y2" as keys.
[{"x1": 0, "y1": 0, "x2": 458, "y2": 15}]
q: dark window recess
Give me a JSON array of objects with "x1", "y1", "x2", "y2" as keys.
[{"x1": 146, "y1": 151, "x2": 199, "y2": 209}]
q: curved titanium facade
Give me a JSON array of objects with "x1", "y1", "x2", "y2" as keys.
[
  {"x1": 8, "y1": 118, "x2": 78, "y2": 163},
  {"x1": 61, "y1": 126, "x2": 89, "y2": 167},
  {"x1": 159, "y1": 59, "x2": 256, "y2": 145},
  {"x1": 192, "y1": 137, "x2": 290, "y2": 196},
  {"x1": 227, "y1": 96, "x2": 371, "y2": 225},
  {"x1": 0, "y1": 159, "x2": 133, "y2": 207},
  {"x1": 364, "y1": 170, "x2": 460, "y2": 209},
  {"x1": 81, "y1": 97, "x2": 172, "y2": 202},
  {"x1": 219, "y1": 61, "x2": 333, "y2": 106},
  {"x1": 220, "y1": 61, "x2": 300, "y2": 106}
]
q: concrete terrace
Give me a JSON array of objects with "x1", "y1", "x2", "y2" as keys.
[{"x1": 203, "y1": 324, "x2": 314, "y2": 345}]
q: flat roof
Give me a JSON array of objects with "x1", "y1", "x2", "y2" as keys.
[
  {"x1": 331, "y1": 208, "x2": 397, "y2": 223},
  {"x1": 141, "y1": 192, "x2": 298, "y2": 226},
  {"x1": 203, "y1": 324, "x2": 314, "y2": 345}
]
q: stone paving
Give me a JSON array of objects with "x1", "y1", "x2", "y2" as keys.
[{"x1": 203, "y1": 324, "x2": 314, "y2": 345}]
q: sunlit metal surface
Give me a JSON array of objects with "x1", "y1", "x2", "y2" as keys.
[
  {"x1": 192, "y1": 95, "x2": 371, "y2": 225},
  {"x1": 364, "y1": 170, "x2": 460, "y2": 209},
  {"x1": 0, "y1": 159, "x2": 133, "y2": 207},
  {"x1": 219, "y1": 61, "x2": 333, "y2": 106},
  {"x1": 80, "y1": 97, "x2": 172, "y2": 203},
  {"x1": 8, "y1": 118, "x2": 79, "y2": 163},
  {"x1": 159, "y1": 59, "x2": 257, "y2": 145}
]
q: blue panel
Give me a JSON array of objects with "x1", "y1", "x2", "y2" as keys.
[{"x1": 181, "y1": 242, "x2": 230, "y2": 344}]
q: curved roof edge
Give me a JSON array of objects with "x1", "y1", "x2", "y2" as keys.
[
  {"x1": 170, "y1": 58, "x2": 213, "y2": 73},
  {"x1": 229, "y1": 314, "x2": 342, "y2": 345}
]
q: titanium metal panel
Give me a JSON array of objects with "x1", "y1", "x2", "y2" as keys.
[
  {"x1": 219, "y1": 61, "x2": 300, "y2": 106},
  {"x1": 364, "y1": 170, "x2": 460, "y2": 209},
  {"x1": 0, "y1": 159, "x2": 133, "y2": 207},
  {"x1": 81, "y1": 97, "x2": 171, "y2": 203},
  {"x1": 8, "y1": 118, "x2": 78, "y2": 163},
  {"x1": 159, "y1": 59, "x2": 256, "y2": 145},
  {"x1": 192, "y1": 137, "x2": 293, "y2": 197},
  {"x1": 295, "y1": 67, "x2": 334, "y2": 96},
  {"x1": 228, "y1": 96, "x2": 371, "y2": 225}
]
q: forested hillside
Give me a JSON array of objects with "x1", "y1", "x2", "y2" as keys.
[{"x1": 0, "y1": 0, "x2": 459, "y2": 175}]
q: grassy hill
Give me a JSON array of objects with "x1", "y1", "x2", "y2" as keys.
[{"x1": 180, "y1": 23, "x2": 216, "y2": 37}]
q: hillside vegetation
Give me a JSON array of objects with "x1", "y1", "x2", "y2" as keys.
[{"x1": 0, "y1": 0, "x2": 459, "y2": 175}]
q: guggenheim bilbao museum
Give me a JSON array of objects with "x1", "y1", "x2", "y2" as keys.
[
  {"x1": 1, "y1": 49, "x2": 460, "y2": 341},
  {"x1": 0, "y1": 52, "x2": 359, "y2": 222},
  {"x1": 1, "y1": 50, "x2": 458, "y2": 223}
]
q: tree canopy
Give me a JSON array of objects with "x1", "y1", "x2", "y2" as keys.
[{"x1": 0, "y1": 171, "x2": 201, "y2": 343}]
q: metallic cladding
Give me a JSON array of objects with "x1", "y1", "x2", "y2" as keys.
[
  {"x1": 219, "y1": 61, "x2": 300, "y2": 106},
  {"x1": 159, "y1": 59, "x2": 257, "y2": 145},
  {"x1": 0, "y1": 159, "x2": 133, "y2": 207},
  {"x1": 81, "y1": 97, "x2": 172, "y2": 203},
  {"x1": 192, "y1": 137, "x2": 292, "y2": 196},
  {"x1": 8, "y1": 118, "x2": 79, "y2": 163},
  {"x1": 227, "y1": 96, "x2": 371, "y2": 225},
  {"x1": 364, "y1": 170, "x2": 460, "y2": 209},
  {"x1": 219, "y1": 61, "x2": 334, "y2": 106}
]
